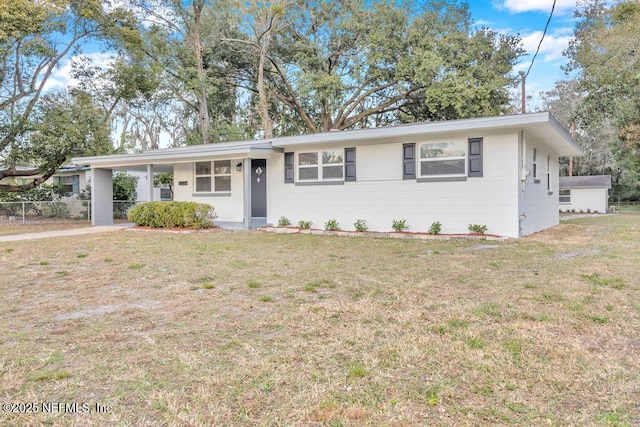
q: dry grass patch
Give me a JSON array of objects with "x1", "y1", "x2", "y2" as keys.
[{"x1": 1, "y1": 216, "x2": 639, "y2": 426}]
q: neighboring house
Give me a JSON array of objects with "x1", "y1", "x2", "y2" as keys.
[
  {"x1": 559, "y1": 175, "x2": 611, "y2": 213},
  {"x1": 1, "y1": 166, "x2": 165, "y2": 203},
  {"x1": 73, "y1": 112, "x2": 583, "y2": 238},
  {"x1": 49, "y1": 166, "x2": 90, "y2": 200}
]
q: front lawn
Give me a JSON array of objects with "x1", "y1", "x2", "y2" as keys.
[{"x1": 1, "y1": 215, "x2": 639, "y2": 425}]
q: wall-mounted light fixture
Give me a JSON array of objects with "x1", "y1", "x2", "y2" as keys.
[{"x1": 236, "y1": 162, "x2": 243, "y2": 172}]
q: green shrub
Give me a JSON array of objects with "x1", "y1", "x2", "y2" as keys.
[
  {"x1": 127, "y1": 201, "x2": 216, "y2": 229},
  {"x1": 42, "y1": 202, "x2": 71, "y2": 218},
  {"x1": 324, "y1": 219, "x2": 340, "y2": 231},
  {"x1": 428, "y1": 221, "x2": 442, "y2": 235},
  {"x1": 297, "y1": 219, "x2": 312, "y2": 229},
  {"x1": 353, "y1": 219, "x2": 368, "y2": 232},
  {"x1": 391, "y1": 219, "x2": 409, "y2": 232},
  {"x1": 277, "y1": 216, "x2": 291, "y2": 227},
  {"x1": 468, "y1": 224, "x2": 488, "y2": 234}
]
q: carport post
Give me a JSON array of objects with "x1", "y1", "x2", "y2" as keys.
[
  {"x1": 147, "y1": 164, "x2": 155, "y2": 201},
  {"x1": 91, "y1": 168, "x2": 113, "y2": 226},
  {"x1": 243, "y1": 158, "x2": 251, "y2": 229}
]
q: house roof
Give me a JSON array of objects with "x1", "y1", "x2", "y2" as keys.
[
  {"x1": 270, "y1": 112, "x2": 581, "y2": 156},
  {"x1": 559, "y1": 175, "x2": 612, "y2": 189},
  {"x1": 73, "y1": 112, "x2": 582, "y2": 169}
]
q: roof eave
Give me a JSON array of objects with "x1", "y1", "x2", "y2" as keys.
[{"x1": 73, "y1": 145, "x2": 281, "y2": 168}]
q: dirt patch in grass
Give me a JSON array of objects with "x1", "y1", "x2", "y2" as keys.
[{"x1": 1, "y1": 215, "x2": 639, "y2": 425}]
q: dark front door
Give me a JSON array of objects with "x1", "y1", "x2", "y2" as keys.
[{"x1": 251, "y1": 159, "x2": 267, "y2": 218}]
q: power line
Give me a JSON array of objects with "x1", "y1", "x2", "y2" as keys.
[{"x1": 525, "y1": 0, "x2": 557, "y2": 79}]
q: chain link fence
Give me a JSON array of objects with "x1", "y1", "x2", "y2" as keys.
[{"x1": 0, "y1": 200, "x2": 139, "y2": 224}]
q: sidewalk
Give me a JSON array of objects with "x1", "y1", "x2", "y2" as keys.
[{"x1": 0, "y1": 225, "x2": 133, "y2": 242}]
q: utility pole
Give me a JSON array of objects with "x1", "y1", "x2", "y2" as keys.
[{"x1": 519, "y1": 71, "x2": 526, "y2": 114}]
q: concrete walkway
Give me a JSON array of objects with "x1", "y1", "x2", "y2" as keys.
[{"x1": 0, "y1": 225, "x2": 133, "y2": 242}]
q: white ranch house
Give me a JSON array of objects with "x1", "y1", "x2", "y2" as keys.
[
  {"x1": 559, "y1": 175, "x2": 611, "y2": 213},
  {"x1": 73, "y1": 112, "x2": 582, "y2": 238}
]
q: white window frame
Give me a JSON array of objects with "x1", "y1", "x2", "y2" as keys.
[
  {"x1": 559, "y1": 189, "x2": 571, "y2": 204},
  {"x1": 194, "y1": 160, "x2": 231, "y2": 193},
  {"x1": 418, "y1": 141, "x2": 466, "y2": 178},
  {"x1": 297, "y1": 150, "x2": 344, "y2": 181}
]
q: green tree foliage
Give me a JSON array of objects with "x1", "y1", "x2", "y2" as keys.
[
  {"x1": 113, "y1": 0, "x2": 247, "y2": 146},
  {"x1": 1, "y1": 90, "x2": 113, "y2": 192},
  {"x1": 153, "y1": 172, "x2": 173, "y2": 199},
  {"x1": 0, "y1": 183, "x2": 68, "y2": 203},
  {"x1": 564, "y1": 0, "x2": 640, "y2": 200},
  {"x1": 540, "y1": 80, "x2": 617, "y2": 177},
  {"x1": 93, "y1": 0, "x2": 524, "y2": 144},
  {"x1": 112, "y1": 171, "x2": 138, "y2": 202},
  {"x1": 0, "y1": 0, "x2": 140, "y2": 191},
  {"x1": 222, "y1": 0, "x2": 523, "y2": 135}
]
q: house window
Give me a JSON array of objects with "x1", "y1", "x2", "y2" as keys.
[
  {"x1": 559, "y1": 189, "x2": 571, "y2": 204},
  {"x1": 547, "y1": 155, "x2": 551, "y2": 192},
  {"x1": 54, "y1": 175, "x2": 80, "y2": 194},
  {"x1": 298, "y1": 150, "x2": 344, "y2": 181},
  {"x1": 195, "y1": 160, "x2": 231, "y2": 192},
  {"x1": 160, "y1": 187, "x2": 172, "y2": 201},
  {"x1": 419, "y1": 141, "x2": 466, "y2": 176}
]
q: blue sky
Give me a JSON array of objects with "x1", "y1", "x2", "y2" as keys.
[{"x1": 468, "y1": 0, "x2": 579, "y2": 106}]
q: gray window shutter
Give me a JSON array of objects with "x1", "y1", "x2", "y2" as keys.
[
  {"x1": 403, "y1": 143, "x2": 416, "y2": 179},
  {"x1": 344, "y1": 147, "x2": 356, "y2": 181},
  {"x1": 468, "y1": 137, "x2": 483, "y2": 177},
  {"x1": 284, "y1": 152, "x2": 294, "y2": 183},
  {"x1": 72, "y1": 175, "x2": 80, "y2": 194}
]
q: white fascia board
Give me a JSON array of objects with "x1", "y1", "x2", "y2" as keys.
[
  {"x1": 73, "y1": 112, "x2": 582, "y2": 168},
  {"x1": 73, "y1": 142, "x2": 280, "y2": 168},
  {"x1": 271, "y1": 112, "x2": 583, "y2": 156}
]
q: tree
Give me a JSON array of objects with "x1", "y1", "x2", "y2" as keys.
[
  {"x1": 116, "y1": 0, "x2": 244, "y2": 145},
  {"x1": 0, "y1": 90, "x2": 112, "y2": 192},
  {"x1": 564, "y1": 0, "x2": 640, "y2": 200},
  {"x1": 153, "y1": 172, "x2": 174, "y2": 198},
  {"x1": 540, "y1": 79, "x2": 617, "y2": 177},
  {"x1": 0, "y1": 0, "x2": 140, "y2": 190},
  {"x1": 113, "y1": 171, "x2": 138, "y2": 202},
  {"x1": 222, "y1": 0, "x2": 523, "y2": 136}
]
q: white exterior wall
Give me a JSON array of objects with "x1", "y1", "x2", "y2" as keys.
[
  {"x1": 172, "y1": 161, "x2": 245, "y2": 222},
  {"x1": 267, "y1": 132, "x2": 522, "y2": 237},
  {"x1": 561, "y1": 188, "x2": 608, "y2": 213},
  {"x1": 128, "y1": 171, "x2": 162, "y2": 202},
  {"x1": 518, "y1": 134, "x2": 561, "y2": 236}
]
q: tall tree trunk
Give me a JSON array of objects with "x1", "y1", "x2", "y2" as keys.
[
  {"x1": 185, "y1": 0, "x2": 210, "y2": 143},
  {"x1": 257, "y1": 18, "x2": 275, "y2": 139}
]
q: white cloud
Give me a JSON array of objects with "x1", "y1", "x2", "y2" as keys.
[
  {"x1": 42, "y1": 52, "x2": 115, "y2": 92},
  {"x1": 497, "y1": 0, "x2": 578, "y2": 14},
  {"x1": 521, "y1": 29, "x2": 572, "y2": 62}
]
